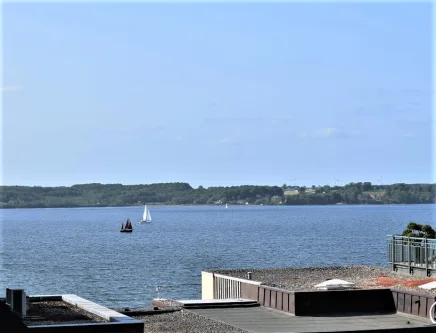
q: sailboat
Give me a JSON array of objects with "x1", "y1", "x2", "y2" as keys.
[
  {"x1": 225, "y1": 203, "x2": 228, "y2": 209},
  {"x1": 139, "y1": 204, "x2": 152, "y2": 224},
  {"x1": 120, "y1": 218, "x2": 133, "y2": 232}
]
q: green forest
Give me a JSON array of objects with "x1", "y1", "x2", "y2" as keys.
[{"x1": 0, "y1": 182, "x2": 434, "y2": 208}]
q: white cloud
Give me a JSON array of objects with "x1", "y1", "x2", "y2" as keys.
[
  {"x1": 1, "y1": 85, "x2": 24, "y2": 93},
  {"x1": 297, "y1": 128, "x2": 360, "y2": 139},
  {"x1": 218, "y1": 138, "x2": 233, "y2": 144},
  {"x1": 319, "y1": 127, "x2": 337, "y2": 138}
]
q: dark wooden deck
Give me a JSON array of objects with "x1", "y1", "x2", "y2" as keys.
[{"x1": 191, "y1": 307, "x2": 434, "y2": 333}]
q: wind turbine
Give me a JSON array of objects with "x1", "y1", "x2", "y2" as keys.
[
  {"x1": 290, "y1": 178, "x2": 296, "y2": 186},
  {"x1": 378, "y1": 176, "x2": 383, "y2": 186},
  {"x1": 335, "y1": 178, "x2": 340, "y2": 186}
]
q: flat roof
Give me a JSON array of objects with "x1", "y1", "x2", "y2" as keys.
[
  {"x1": 210, "y1": 265, "x2": 436, "y2": 296},
  {"x1": 190, "y1": 307, "x2": 433, "y2": 333}
]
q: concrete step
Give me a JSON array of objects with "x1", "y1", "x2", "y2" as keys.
[
  {"x1": 183, "y1": 302, "x2": 260, "y2": 309},
  {"x1": 177, "y1": 299, "x2": 259, "y2": 309}
]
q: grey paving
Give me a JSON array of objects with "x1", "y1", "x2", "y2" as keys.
[
  {"x1": 191, "y1": 307, "x2": 434, "y2": 333},
  {"x1": 210, "y1": 266, "x2": 436, "y2": 296}
]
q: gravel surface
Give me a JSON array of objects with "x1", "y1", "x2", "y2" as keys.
[
  {"x1": 155, "y1": 299, "x2": 182, "y2": 307},
  {"x1": 212, "y1": 265, "x2": 436, "y2": 296},
  {"x1": 23, "y1": 301, "x2": 108, "y2": 326},
  {"x1": 113, "y1": 307, "x2": 155, "y2": 312},
  {"x1": 135, "y1": 310, "x2": 249, "y2": 333}
]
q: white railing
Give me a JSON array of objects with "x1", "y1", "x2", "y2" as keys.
[{"x1": 213, "y1": 273, "x2": 262, "y2": 299}]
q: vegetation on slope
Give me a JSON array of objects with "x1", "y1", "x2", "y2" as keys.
[
  {"x1": 0, "y1": 182, "x2": 434, "y2": 208},
  {"x1": 283, "y1": 182, "x2": 435, "y2": 205}
]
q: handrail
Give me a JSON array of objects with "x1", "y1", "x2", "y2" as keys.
[
  {"x1": 213, "y1": 273, "x2": 263, "y2": 285},
  {"x1": 388, "y1": 235, "x2": 436, "y2": 242}
]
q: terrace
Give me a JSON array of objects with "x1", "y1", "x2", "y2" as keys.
[
  {"x1": 198, "y1": 263, "x2": 436, "y2": 332},
  {"x1": 388, "y1": 235, "x2": 436, "y2": 278}
]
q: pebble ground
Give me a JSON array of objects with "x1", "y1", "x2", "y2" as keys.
[
  {"x1": 213, "y1": 265, "x2": 436, "y2": 295},
  {"x1": 23, "y1": 301, "x2": 107, "y2": 326},
  {"x1": 135, "y1": 310, "x2": 249, "y2": 333}
]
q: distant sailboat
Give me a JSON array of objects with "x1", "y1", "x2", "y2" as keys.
[
  {"x1": 120, "y1": 219, "x2": 133, "y2": 232},
  {"x1": 139, "y1": 204, "x2": 152, "y2": 224},
  {"x1": 225, "y1": 203, "x2": 228, "y2": 209}
]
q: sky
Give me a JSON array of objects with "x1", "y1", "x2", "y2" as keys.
[{"x1": 1, "y1": 2, "x2": 434, "y2": 188}]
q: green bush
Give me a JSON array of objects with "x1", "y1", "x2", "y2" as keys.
[{"x1": 402, "y1": 222, "x2": 436, "y2": 239}]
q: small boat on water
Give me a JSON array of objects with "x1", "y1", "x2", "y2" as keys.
[
  {"x1": 120, "y1": 219, "x2": 133, "y2": 232},
  {"x1": 139, "y1": 204, "x2": 152, "y2": 224}
]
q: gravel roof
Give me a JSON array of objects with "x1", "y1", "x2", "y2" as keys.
[
  {"x1": 211, "y1": 265, "x2": 436, "y2": 296},
  {"x1": 23, "y1": 301, "x2": 108, "y2": 326},
  {"x1": 134, "y1": 310, "x2": 249, "y2": 333}
]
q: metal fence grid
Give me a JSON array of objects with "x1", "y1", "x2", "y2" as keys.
[{"x1": 387, "y1": 235, "x2": 436, "y2": 274}]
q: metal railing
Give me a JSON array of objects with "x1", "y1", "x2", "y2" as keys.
[
  {"x1": 387, "y1": 235, "x2": 436, "y2": 275},
  {"x1": 213, "y1": 273, "x2": 262, "y2": 299},
  {"x1": 214, "y1": 274, "x2": 242, "y2": 299}
]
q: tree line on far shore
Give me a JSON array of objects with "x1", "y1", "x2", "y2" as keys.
[{"x1": 0, "y1": 181, "x2": 434, "y2": 208}]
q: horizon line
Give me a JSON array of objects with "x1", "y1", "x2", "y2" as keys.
[{"x1": 1, "y1": 181, "x2": 434, "y2": 188}]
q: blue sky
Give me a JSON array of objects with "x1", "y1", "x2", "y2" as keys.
[{"x1": 1, "y1": 2, "x2": 434, "y2": 188}]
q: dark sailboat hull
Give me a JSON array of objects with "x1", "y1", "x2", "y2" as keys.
[{"x1": 121, "y1": 218, "x2": 133, "y2": 232}]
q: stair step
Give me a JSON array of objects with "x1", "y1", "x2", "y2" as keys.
[{"x1": 183, "y1": 302, "x2": 259, "y2": 309}]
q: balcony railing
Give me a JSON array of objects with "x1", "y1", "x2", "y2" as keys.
[{"x1": 387, "y1": 235, "x2": 436, "y2": 276}]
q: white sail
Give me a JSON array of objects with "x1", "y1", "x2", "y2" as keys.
[
  {"x1": 225, "y1": 203, "x2": 228, "y2": 209},
  {"x1": 142, "y1": 205, "x2": 152, "y2": 222},
  {"x1": 142, "y1": 205, "x2": 148, "y2": 220}
]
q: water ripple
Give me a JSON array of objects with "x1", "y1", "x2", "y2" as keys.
[{"x1": 1, "y1": 204, "x2": 435, "y2": 307}]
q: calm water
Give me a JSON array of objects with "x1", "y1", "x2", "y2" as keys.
[{"x1": 1, "y1": 205, "x2": 435, "y2": 307}]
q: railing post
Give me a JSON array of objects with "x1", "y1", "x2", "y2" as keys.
[
  {"x1": 425, "y1": 238, "x2": 429, "y2": 275},
  {"x1": 392, "y1": 235, "x2": 396, "y2": 271},
  {"x1": 429, "y1": 245, "x2": 436, "y2": 269},
  {"x1": 212, "y1": 274, "x2": 216, "y2": 299},
  {"x1": 408, "y1": 237, "x2": 412, "y2": 273},
  {"x1": 401, "y1": 237, "x2": 404, "y2": 262}
]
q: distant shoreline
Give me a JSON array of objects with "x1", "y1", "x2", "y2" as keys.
[
  {"x1": 1, "y1": 182, "x2": 434, "y2": 209},
  {"x1": 1, "y1": 202, "x2": 435, "y2": 210}
]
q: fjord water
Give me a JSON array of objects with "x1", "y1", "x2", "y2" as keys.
[{"x1": 1, "y1": 205, "x2": 434, "y2": 307}]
